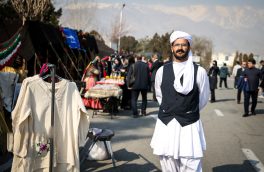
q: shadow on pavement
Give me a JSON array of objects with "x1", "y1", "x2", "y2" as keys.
[
  {"x1": 212, "y1": 160, "x2": 256, "y2": 172},
  {"x1": 215, "y1": 98, "x2": 236, "y2": 102},
  {"x1": 81, "y1": 148, "x2": 161, "y2": 172}
]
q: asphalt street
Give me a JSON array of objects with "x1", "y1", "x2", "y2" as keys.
[{"x1": 80, "y1": 78, "x2": 264, "y2": 172}]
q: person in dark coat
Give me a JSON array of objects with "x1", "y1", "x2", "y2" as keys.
[
  {"x1": 259, "y1": 60, "x2": 264, "y2": 97},
  {"x1": 127, "y1": 54, "x2": 150, "y2": 117},
  {"x1": 235, "y1": 61, "x2": 247, "y2": 104},
  {"x1": 150, "y1": 53, "x2": 163, "y2": 101},
  {"x1": 208, "y1": 60, "x2": 220, "y2": 103},
  {"x1": 242, "y1": 58, "x2": 261, "y2": 117},
  {"x1": 120, "y1": 56, "x2": 135, "y2": 110},
  {"x1": 219, "y1": 63, "x2": 230, "y2": 88}
]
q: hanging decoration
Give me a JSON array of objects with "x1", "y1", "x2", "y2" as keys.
[{"x1": 0, "y1": 32, "x2": 22, "y2": 70}]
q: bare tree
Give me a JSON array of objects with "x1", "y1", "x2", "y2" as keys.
[
  {"x1": 11, "y1": 0, "x2": 51, "y2": 24},
  {"x1": 59, "y1": 0, "x2": 97, "y2": 31},
  {"x1": 109, "y1": 14, "x2": 130, "y2": 50},
  {"x1": 192, "y1": 35, "x2": 213, "y2": 69}
]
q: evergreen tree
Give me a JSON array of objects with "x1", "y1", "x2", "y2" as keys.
[
  {"x1": 42, "y1": 3, "x2": 62, "y2": 26},
  {"x1": 0, "y1": 0, "x2": 19, "y2": 21},
  {"x1": 0, "y1": 0, "x2": 61, "y2": 25},
  {"x1": 120, "y1": 35, "x2": 138, "y2": 53},
  {"x1": 232, "y1": 51, "x2": 239, "y2": 67},
  {"x1": 248, "y1": 53, "x2": 254, "y2": 60},
  {"x1": 243, "y1": 54, "x2": 248, "y2": 62}
]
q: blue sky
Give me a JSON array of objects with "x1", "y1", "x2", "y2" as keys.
[{"x1": 57, "y1": 0, "x2": 264, "y2": 56}]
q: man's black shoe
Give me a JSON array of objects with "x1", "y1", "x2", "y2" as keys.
[
  {"x1": 251, "y1": 112, "x2": 256, "y2": 115},
  {"x1": 242, "y1": 114, "x2": 249, "y2": 117}
]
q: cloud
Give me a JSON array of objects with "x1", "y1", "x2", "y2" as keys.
[
  {"x1": 143, "y1": 4, "x2": 264, "y2": 30},
  {"x1": 147, "y1": 4, "x2": 208, "y2": 22},
  {"x1": 62, "y1": 2, "x2": 264, "y2": 31},
  {"x1": 210, "y1": 5, "x2": 263, "y2": 30}
]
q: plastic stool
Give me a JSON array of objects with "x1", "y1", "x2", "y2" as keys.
[{"x1": 87, "y1": 129, "x2": 116, "y2": 167}]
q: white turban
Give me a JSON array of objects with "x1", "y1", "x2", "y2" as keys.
[{"x1": 170, "y1": 31, "x2": 192, "y2": 46}]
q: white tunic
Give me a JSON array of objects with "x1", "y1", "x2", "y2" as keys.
[
  {"x1": 11, "y1": 76, "x2": 90, "y2": 172},
  {"x1": 150, "y1": 62, "x2": 210, "y2": 159}
]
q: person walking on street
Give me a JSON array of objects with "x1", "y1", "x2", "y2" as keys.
[
  {"x1": 120, "y1": 56, "x2": 134, "y2": 110},
  {"x1": 242, "y1": 58, "x2": 261, "y2": 117},
  {"x1": 151, "y1": 53, "x2": 163, "y2": 101},
  {"x1": 236, "y1": 61, "x2": 247, "y2": 104},
  {"x1": 150, "y1": 31, "x2": 210, "y2": 172},
  {"x1": 219, "y1": 63, "x2": 230, "y2": 88},
  {"x1": 127, "y1": 54, "x2": 150, "y2": 117},
  {"x1": 259, "y1": 60, "x2": 264, "y2": 98},
  {"x1": 208, "y1": 60, "x2": 220, "y2": 103},
  {"x1": 232, "y1": 61, "x2": 241, "y2": 88}
]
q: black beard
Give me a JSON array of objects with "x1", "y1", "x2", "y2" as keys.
[{"x1": 173, "y1": 49, "x2": 189, "y2": 61}]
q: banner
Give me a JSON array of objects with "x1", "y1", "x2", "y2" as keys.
[{"x1": 63, "y1": 28, "x2": 80, "y2": 49}]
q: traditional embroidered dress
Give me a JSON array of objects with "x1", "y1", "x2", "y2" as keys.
[{"x1": 11, "y1": 75, "x2": 90, "y2": 172}]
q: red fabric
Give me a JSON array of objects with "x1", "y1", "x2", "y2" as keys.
[
  {"x1": 103, "y1": 70, "x2": 107, "y2": 77},
  {"x1": 102, "y1": 56, "x2": 110, "y2": 61},
  {"x1": 82, "y1": 98, "x2": 103, "y2": 109}
]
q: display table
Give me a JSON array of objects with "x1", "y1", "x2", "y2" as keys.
[
  {"x1": 84, "y1": 84, "x2": 122, "y2": 98},
  {"x1": 83, "y1": 84, "x2": 122, "y2": 119},
  {"x1": 95, "y1": 78, "x2": 125, "y2": 86}
]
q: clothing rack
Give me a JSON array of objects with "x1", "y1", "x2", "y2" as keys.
[{"x1": 47, "y1": 64, "x2": 56, "y2": 172}]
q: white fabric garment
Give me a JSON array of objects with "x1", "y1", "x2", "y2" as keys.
[
  {"x1": 173, "y1": 52, "x2": 194, "y2": 95},
  {"x1": 169, "y1": 30, "x2": 194, "y2": 95},
  {"x1": 232, "y1": 64, "x2": 241, "y2": 77},
  {"x1": 150, "y1": 62, "x2": 210, "y2": 159},
  {"x1": 160, "y1": 156, "x2": 202, "y2": 172},
  {"x1": 11, "y1": 75, "x2": 90, "y2": 172}
]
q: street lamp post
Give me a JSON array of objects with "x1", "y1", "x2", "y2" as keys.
[{"x1": 118, "y1": 3, "x2": 125, "y2": 53}]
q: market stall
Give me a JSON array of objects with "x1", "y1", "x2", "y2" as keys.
[{"x1": 82, "y1": 77, "x2": 124, "y2": 119}]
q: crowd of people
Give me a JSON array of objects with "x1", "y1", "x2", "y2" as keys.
[
  {"x1": 208, "y1": 59, "x2": 264, "y2": 117},
  {"x1": 82, "y1": 52, "x2": 164, "y2": 116},
  {"x1": 84, "y1": 44, "x2": 264, "y2": 120}
]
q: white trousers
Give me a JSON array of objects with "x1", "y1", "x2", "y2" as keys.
[{"x1": 159, "y1": 156, "x2": 202, "y2": 172}]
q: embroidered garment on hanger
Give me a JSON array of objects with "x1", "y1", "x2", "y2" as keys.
[{"x1": 11, "y1": 75, "x2": 90, "y2": 172}]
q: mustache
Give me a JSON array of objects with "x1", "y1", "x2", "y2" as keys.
[{"x1": 176, "y1": 49, "x2": 185, "y2": 53}]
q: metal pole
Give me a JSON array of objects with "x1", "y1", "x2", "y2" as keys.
[
  {"x1": 48, "y1": 64, "x2": 55, "y2": 172},
  {"x1": 118, "y1": 3, "x2": 125, "y2": 53}
]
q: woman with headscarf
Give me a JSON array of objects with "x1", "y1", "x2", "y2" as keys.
[{"x1": 112, "y1": 58, "x2": 123, "y2": 73}]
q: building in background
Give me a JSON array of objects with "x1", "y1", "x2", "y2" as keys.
[{"x1": 212, "y1": 53, "x2": 235, "y2": 67}]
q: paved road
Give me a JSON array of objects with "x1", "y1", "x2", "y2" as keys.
[{"x1": 81, "y1": 79, "x2": 264, "y2": 172}]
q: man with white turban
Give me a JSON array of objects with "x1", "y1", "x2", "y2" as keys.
[{"x1": 150, "y1": 31, "x2": 210, "y2": 172}]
